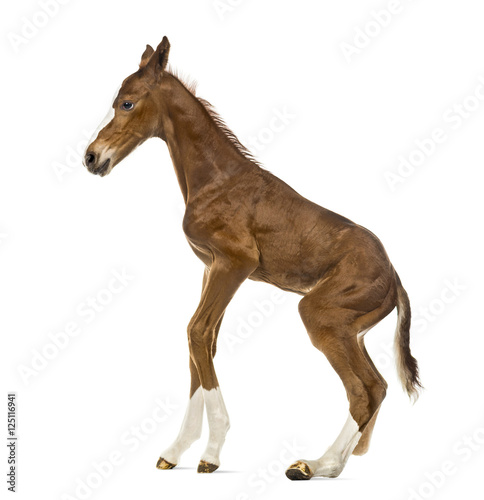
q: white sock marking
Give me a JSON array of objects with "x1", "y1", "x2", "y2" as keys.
[
  {"x1": 301, "y1": 413, "x2": 362, "y2": 478},
  {"x1": 201, "y1": 387, "x2": 230, "y2": 466},
  {"x1": 161, "y1": 387, "x2": 204, "y2": 464}
]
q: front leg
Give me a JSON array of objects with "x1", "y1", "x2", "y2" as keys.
[
  {"x1": 189, "y1": 256, "x2": 257, "y2": 472},
  {"x1": 157, "y1": 320, "x2": 226, "y2": 469},
  {"x1": 157, "y1": 268, "x2": 223, "y2": 470},
  {"x1": 156, "y1": 357, "x2": 204, "y2": 470}
]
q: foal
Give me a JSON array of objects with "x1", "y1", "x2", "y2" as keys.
[{"x1": 84, "y1": 36, "x2": 421, "y2": 480}]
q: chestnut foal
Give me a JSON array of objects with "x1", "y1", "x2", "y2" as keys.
[{"x1": 84, "y1": 36, "x2": 421, "y2": 480}]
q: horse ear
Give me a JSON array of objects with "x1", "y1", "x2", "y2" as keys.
[
  {"x1": 156, "y1": 36, "x2": 171, "y2": 71},
  {"x1": 139, "y1": 45, "x2": 155, "y2": 68},
  {"x1": 145, "y1": 36, "x2": 170, "y2": 78}
]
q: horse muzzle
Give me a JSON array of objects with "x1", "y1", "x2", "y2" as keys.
[{"x1": 84, "y1": 152, "x2": 112, "y2": 177}]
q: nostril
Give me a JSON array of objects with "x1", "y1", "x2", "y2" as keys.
[{"x1": 85, "y1": 152, "x2": 96, "y2": 166}]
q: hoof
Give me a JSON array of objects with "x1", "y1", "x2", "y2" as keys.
[
  {"x1": 285, "y1": 461, "x2": 313, "y2": 481},
  {"x1": 156, "y1": 457, "x2": 176, "y2": 470},
  {"x1": 197, "y1": 460, "x2": 219, "y2": 473}
]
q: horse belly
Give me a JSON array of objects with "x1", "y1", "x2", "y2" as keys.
[{"x1": 249, "y1": 240, "x2": 331, "y2": 294}]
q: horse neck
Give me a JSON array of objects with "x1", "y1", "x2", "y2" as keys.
[{"x1": 157, "y1": 73, "x2": 243, "y2": 203}]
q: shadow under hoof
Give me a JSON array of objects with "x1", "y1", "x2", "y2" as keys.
[
  {"x1": 197, "y1": 460, "x2": 219, "y2": 473},
  {"x1": 285, "y1": 461, "x2": 313, "y2": 481},
  {"x1": 156, "y1": 457, "x2": 177, "y2": 470}
]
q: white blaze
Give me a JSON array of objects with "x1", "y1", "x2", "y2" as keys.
[{"x1": 83, "y1": 84, "x2": 121, "y2": 163}]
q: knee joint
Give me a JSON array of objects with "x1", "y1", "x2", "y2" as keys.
[
  {"x1": 369, "y1": 382, "x2": 387, "y2": 407},
  {"x1": 188, "y1": 322, "x2": 212, "y2": 353}
]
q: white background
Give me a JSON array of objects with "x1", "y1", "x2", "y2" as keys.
[{"x1": 2, "y1": 1, "x2": 484, "y2": 499}]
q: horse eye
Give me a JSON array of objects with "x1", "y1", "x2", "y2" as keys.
[{"x1": 121, "y1": 101, "x2": 134, "y2": 111}]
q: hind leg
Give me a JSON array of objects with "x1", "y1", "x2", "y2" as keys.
[
  {"x1": 286, "y1": 275, "x2": 395, "y2": 480},
  {"x1": 352, "y1": 335, "x2": 387, "y2": 456},
  {"x1": 286, "y1": 331, "x2": 387, "y2": 479}
]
